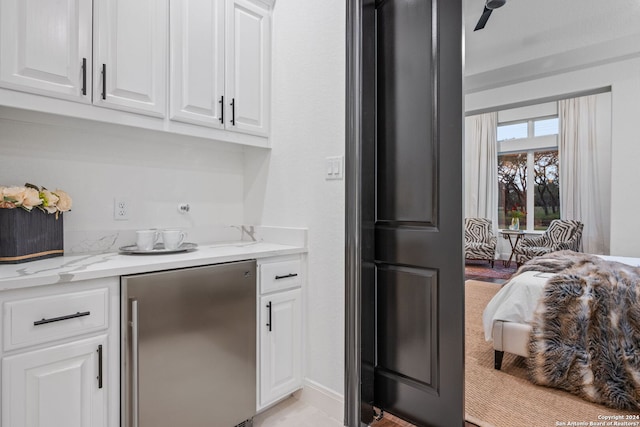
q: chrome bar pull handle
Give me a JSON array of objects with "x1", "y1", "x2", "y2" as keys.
[
  {"x1": 97, "y1": 344, "x2": 103, "y2": 389},
  {"x1": 131, "y1": 298, "x2": 139, "y2": 427},
  {"x1": 266, "y1": 301, "x2": 272, "y2": 332}
]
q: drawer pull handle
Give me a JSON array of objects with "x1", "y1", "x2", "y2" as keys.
[
  {"x1": 275, "y1": 273, "x2": 298, "y2": 280},
  {"x1": 97, "y1": 344, "x2": 103, "y2": 389},
  {"x1": 34, "y1": 311, "x2": 91, "y2": 326}
]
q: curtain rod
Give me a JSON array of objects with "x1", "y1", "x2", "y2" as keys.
[{"x1": 464, "y1": 86, "x2": 611, "y2": 117}]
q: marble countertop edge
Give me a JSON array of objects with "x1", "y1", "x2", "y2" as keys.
[{"x1": 0, "y1": 242, "x2": 307, "y2": 291}]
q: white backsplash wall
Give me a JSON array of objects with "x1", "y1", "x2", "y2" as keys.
[
  {"x1": 0, "y1": 107, "x2": 245, "y2": 252},
  {"x1": 244, "y1": 0, "x2": 346, "y2": 401}
]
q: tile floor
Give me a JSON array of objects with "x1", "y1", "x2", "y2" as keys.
[
  {"x1": 254, "y1": 397, "x2": 479, "y2": 427},
  {"x1": 254, "y1": 396, "x2": 343, "y2": 427}
]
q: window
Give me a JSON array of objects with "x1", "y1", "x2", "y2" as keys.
[
  {"x1": 497, "y1": 122, "x2": 528, "y2": 141},
  {"x1": 497, "y1": 116, "x2": 560, "y2": 230},
  {"x1": 533, "y1": 151, "x2": 560, "y2": 228},
  {"x1": 534, "y1": 118, "x2": 559, "y2": 137},
  {"x1": 497, "y1": 117, "x2": 559, "y2": 142},
  {"x1": 498, "y1": 153, "x2": 527, "y2": 228}
]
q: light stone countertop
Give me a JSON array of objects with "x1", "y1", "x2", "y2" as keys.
[{"x1": 0, "y1": 241, "x2": 306, "y2": 291}]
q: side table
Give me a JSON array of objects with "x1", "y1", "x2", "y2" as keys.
[{"x1": 499, "y1": 230, "x2": 526, "y2": 268}]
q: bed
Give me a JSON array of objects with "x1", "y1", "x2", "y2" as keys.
[{"x1": 482, "y1": 251, "x2": 640, "y2": 409}]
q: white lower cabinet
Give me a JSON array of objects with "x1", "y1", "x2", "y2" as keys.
[
  {"x1": 258, "y1": 257, "x2": 303, "y2": 410},
  {"x1": 2, "y1": 335, "x2": 107, "y2": 427},
  {"x1": 0, "y1": 277, "x2": 119, "y2": 427},
  {"x1": 0, "y1": 254, "x2": 304, "y2": 424}
]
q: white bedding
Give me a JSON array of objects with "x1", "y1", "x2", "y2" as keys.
[{"x1": 482, "y1": 254, "x2": 640, "y2": 341}]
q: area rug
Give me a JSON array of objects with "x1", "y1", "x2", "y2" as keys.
[
  {"x1": 465, "y1": 260, "x2": 516, "y2": 281},
  {"x1": 465, "y1": 280, "x2": 637, "y2": 427}
]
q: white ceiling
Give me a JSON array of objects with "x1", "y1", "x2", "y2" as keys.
[{"x1": 464, "y1": 0, "x2": 640, "y2": 76}]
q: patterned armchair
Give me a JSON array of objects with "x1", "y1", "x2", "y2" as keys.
[
  {"x1": 513, "y1": 219, "x2": 584, "y2": 266},
  {"x1": 464, "y1": 218, "x2": 497, "y2": 268}
]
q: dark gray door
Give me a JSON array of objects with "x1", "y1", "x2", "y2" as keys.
[{"x1": 345, "y1": 0, "x2": 464, "y2": 426}]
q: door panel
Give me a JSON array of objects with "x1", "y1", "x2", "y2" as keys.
[
  {"x1": 259, "y1": 288, "x2": 302, "y2": 408},
  {"x1": 225, "y1": 0, "x2": 270, "y2": 136},
  {"x1": 94, "y1": 0, "x2": 167, "y2": 116},
  {"x1": 376, "y1": 0, "x2": 435, "y2": 224},
  {"x1": 2, "y1": 335, "x2": 106, "y2": 427},
  {"x1": 170, "y1": 0, "x2": 225, "y2": 127},
  {"x1": 377, "y1": 265, "x2": 437, "y2": 387},
  {"x1": 369, "y1": 0, "x2": 464, "y2": 426},
  {"x1": 0, "y1": 0, "x2": 92, "y2": 102}
]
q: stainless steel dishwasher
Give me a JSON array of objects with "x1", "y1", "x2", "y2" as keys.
[{"x1": 121, "y1": 261, "x2": 256, "y2": 427}]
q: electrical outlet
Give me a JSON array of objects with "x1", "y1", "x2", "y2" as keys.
[{"x1": 114, "y1": 198, "x2": 129, "y2": 220}]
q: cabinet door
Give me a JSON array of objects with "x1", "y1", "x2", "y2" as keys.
[
  {"x1": 0, "y1": 0, "x2": 92, "y2": 102},
  {"x1": 2, "y1": 335, "x2": 107, "y2": 427},
  {"x1": 259, "y1": 288, "x2": 302, "y2": 408},
  {"x1": 170, "y1": 0, "x2": 225, "y2": 128},
  {"x1": 225, "y1": 0, "x2": 271, "y2": 137},
  {"x1": 94, "y1": 0, "x2": 167, "y2": 117}
]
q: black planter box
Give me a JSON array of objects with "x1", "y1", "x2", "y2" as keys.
[{"x1": 0, "y1": 208, "x2": 64, "y2": 264}]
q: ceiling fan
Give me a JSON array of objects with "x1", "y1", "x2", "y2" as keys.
[{"x1": 474, "y1": 0, "x2": 506, "y2": 31}]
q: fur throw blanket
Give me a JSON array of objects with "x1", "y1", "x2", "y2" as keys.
[{"x1": 516, "y1": 251, "x2": 640, "y2": 410}]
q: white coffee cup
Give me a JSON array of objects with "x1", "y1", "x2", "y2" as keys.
[
  {"x1": 162, "y1": 229, "x2": 186, "y2": 250},
  {"x1": 136, "y1": 229, "x2": 159, "y2": 251}
]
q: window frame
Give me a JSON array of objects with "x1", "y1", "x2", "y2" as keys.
[{"x1": 497, "y1": 116, "x2": 559, "y2": 231}]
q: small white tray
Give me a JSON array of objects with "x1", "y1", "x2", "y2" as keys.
[{"x1": 118, "y1": 242, "x2": 198, "y2": 255}]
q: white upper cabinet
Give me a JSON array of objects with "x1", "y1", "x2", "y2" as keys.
[
  {"x1": 170, "y1": 0, "x2": 226, "y2": 128},
  {"x1": 0, "y1": 0, "x2": 92, "y2": 102},
  {"x1": 94, "y1": 0, "x2": 168, "y2": 117},
  {"x1": 225, "y1": 0, "x2": 271, "y2": 137},
  {"x1": 171, "y1": 0, "x2": 271, "y2": 135},
  {"x1": 0, "y1": 0, "x2": 272, "y2": 146}
]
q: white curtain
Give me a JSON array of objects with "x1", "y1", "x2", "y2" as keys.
[
  {"x1": 559, "y1": 95, "x2": 608, "y2": 254},
  {"x1": 465, "y1": 112, "x2": 498, "y2": 236}
]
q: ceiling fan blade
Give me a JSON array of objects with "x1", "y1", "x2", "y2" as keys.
[{"x1": 474, "y1": 7, "x2": 493, "y2": 31}]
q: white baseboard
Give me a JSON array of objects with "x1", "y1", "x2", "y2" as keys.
[{"x1": 293, "y1": 379, "x2": 344, "y2": 424}]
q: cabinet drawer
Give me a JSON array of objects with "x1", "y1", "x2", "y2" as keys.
[
  {"x1": 260, "y1": 259, "x2": 302, "y2": 294},
  {"x1": 4, "y1": 288, "x2": 108, "y2": 351}
]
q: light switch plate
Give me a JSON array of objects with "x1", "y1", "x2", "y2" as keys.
[{"x1": 325, "y1": 156, "x2": 344, "y2": 180}]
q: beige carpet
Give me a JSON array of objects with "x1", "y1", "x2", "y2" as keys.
[{"x1": 465, "y1": 280, "x2": 638, "y2": 427}]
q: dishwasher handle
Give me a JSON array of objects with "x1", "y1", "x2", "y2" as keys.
[{"x1": 130, "y1": 298, "x2": 140, "y2": 427}]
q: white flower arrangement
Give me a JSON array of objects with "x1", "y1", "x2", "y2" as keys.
[{"x1": 0, "y1": 183, "x2": 72, "y2": 216}]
